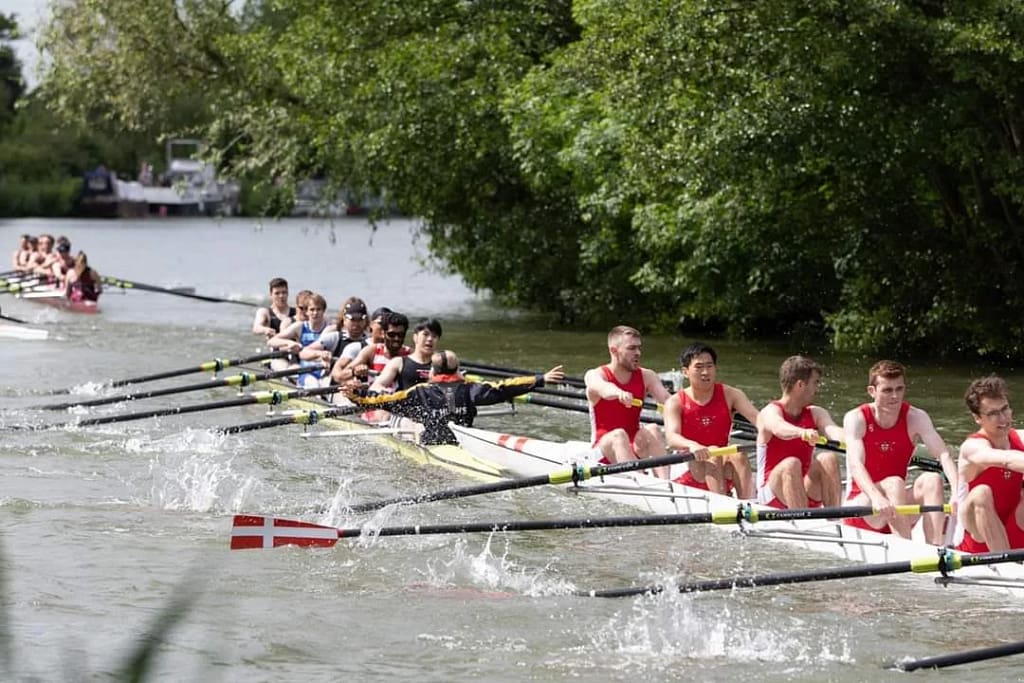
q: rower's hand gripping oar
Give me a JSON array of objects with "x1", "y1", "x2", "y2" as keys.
[
  {"x1": 230, "y1": 502, "x2": 948, "y2": 551},
  {"x1": 344, "y1": 444, "x2": 750, "y2": 513},
  {"x1": 101, "y1": 275, "x2": 258, "y2": 307},
  {"x1": 46, "y1": 350, "x2": 289, "y2": 395}
]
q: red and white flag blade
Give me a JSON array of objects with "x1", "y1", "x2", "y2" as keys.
[{"x1": 231, "y1": 515, "x2": 340, "y2": 550}]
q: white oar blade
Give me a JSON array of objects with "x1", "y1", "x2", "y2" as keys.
[{"x1": 230, "y1": 515, "x2": 340, "y2": 550}]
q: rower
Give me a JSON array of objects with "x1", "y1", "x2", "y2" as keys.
[
  {"x1": 956, "y1": 375, "x2": 1024, "y2": 552},
  {"x1": 299, "y1": 297, "x2": 369, "y2": 369},
  {"x1": 268, "y1": 292, "x2": 330, "y2": 387},
  {"x1": 332, "y1": 311, "x2": 410, "y2": 388},
  {"x1": 663, "y1": 342, "x2": 759, "y2": 498},
  {"x1": 756, "y1": 355, "x2": 844, "y2": 509},
  {"x1": 349, "y1": 350, "x2": 564, "y2": 445},
  {"x1": 370, "y1": 318, "x2": 441, "y2": 392},
  {"x1": 50, "y1": 239, "x2": 75, "y2": 287},
  {"x1": 29, "y1": 234, "x2": 55, "y2": 276},
  {"x1": 584, "y1": 325, "x2": 672, "y2": 478},
  {"x1": 11, "y1": 234, "x2": 32, "y2": 272},
  {"x1": 842, "y1": 360, "x2": 957, "y2": 545},
  {"x1": 64, "y1": 252, "x2": 102, "y2": 303},
  {"x1": 252, "y1": 277, "x2": 296, "y2": 339}
]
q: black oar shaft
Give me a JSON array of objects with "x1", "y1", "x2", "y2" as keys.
[
  {"x1": 517, "y1": 393, "x2": 664, "y2": 425},
  {"x1": 348, "y1": 449, "x2": 711, "y2": 513},
  {"x1": 38, "y1": 366, "x2": 309, "y2": 410},
  {"x1": 103, "y1": 276, "x2": 258, "y2": 307},
  {"x1": 218, "y1": 407, "x2": 357, "y2": 434},
  {"x1": 49, "y1": 351, "x2": 288, "y2": 395},
  {"x1": 895, "y1": 640, "x2": 1024, "y2": 672},
  {"x1": 22, "y1": 385, "x2": 341, "y2": 430}
]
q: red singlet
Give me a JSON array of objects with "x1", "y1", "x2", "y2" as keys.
[
  {"x1": 590, "y1": 366, "x2": 644, "y2": 447},
  {"x1": 672, "y1": 383, "x2": 733, "y2": 492},
  {"x1": 844, "y1": 402, "x2": 916, "y2": 533},
  {"x1": 958, "y1": 430, "x2": 1024, "y2": 553},
  {"x1": 756, "y1": 401, "x2": 815, "y2": 493}
]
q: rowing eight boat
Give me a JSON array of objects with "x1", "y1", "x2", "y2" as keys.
[{"x1": 448, "y1": 423, "x2": 1024, "y2": 596}]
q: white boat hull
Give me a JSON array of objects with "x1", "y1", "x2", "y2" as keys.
[
  {"x1": 449, "y1": 423, "x2": 1024, "y2": 596},
  {"x1": 0, "y1": 324, "x2": 48, "y2": 340}
]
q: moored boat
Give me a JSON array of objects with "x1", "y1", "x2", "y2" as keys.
[{"x1": 448, "y1": 423, "x2": 1024, "y2": 595}]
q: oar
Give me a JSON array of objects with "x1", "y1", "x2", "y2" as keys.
[
  {"x1": 580, "y1": 544, "x2": 1022, "y2": 598},
  {"x1": 891, "y1": 640, "x2": 1024, "y2": 672},
  {"x1": 346, "y1": 445, "x2": 749, "y2": 513},
  {"x1": 462, "y1": 360, "x2": 586, "y2": 390},
  {"x1": 7, "y1": 385, "x2": 343, "y2": 431},
  {"x1": 101, "y1": 275, "x2": 258, "y2": 307},
  {"x1": 35, "y1": 366, "x2": 313, "y2": 411},
  {"x1": 0, "y1": 307, "x2": 27, "y2": 324},
  {"x1": 512, "y1": 393, "x2": 665, "y2": 425},
  {"x1": 0, "y1": 279, "x2": 45, "y2": 294},
  {"x1": 231, "y1": 502, "x2": 947, "y2": 550},
  {"x1": 216, "y1": 406, "x2": 360, "y2": 435},
  {"x1": 47, "y1": 351, "x2": 289, "y2": 395}
]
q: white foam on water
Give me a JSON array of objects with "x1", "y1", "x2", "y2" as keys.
[
  {"x1": 418, "y1": 535, "x2": 575, "y2": 596},
  {"x1": 68, "y1": 381, "x2": 106, "y2": 397}
]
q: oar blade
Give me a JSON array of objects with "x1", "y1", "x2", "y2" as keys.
[{"x1": 230, "y1": 515, "x2": 341, "y2": 550}]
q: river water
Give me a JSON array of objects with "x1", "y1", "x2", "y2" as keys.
[{"x1": 1, "y1": 216, "x2": 1023, "y2": 682}]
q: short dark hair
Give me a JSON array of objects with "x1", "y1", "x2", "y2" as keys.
[
  {"x1": 779, "y1": 355, "x2": 822, "y2": 392},
  {"x1": 384, "y1": 312, "x2": 409, "y2": 330},
  {"x1": 269, "y1": 277, "x2": 288, "y2": 291},
  {"x1": 414, "y1": 318, "x2": 443, "y2": 337},
  {"x1": 431, "y1": 350, "x2": 459, "y2": 374},
  {"x1": 680, "y1": 342, "x2": 717, "y2": 369},
  {"x1": 964, "y1": 375, "x2": 1009, "y2": 416}
]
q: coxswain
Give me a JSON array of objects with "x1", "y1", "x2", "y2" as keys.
[
  {"x1": 755, "y1": 355, "x2": 844, "y2": 509},
  {"x1": 663, "y1": 342, "x2": 760, "y2": 498},
  {"x1": 842, "y1": 360, "x2": 958, "y2": 545},
  {"x1": 252, "y1": 277, "x2": 296, "y2": 338},
  {"x1": 956, "y1": 375, "x2": 1024, "y2": 552},
  {"x1": 64, "y1": 252, "x2": 102, "y2": 303},
  {"x1": 584, "y1": 325, "x2": 673, "y2": 478},
  {"x1": 349, "y1": 350, "x2": 564, "y2": 445}
]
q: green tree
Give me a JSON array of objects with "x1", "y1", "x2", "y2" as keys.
[{"x1": 0, "y1": 13, "x2": 25, "y2": 130}]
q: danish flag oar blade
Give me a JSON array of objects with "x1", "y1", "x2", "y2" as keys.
[{"x1": 231, "y1": 515, "x2": 342, "y2": 549}]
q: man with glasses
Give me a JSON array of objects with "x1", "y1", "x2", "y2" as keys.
[
  {"x1": 956, "y1": 375, "x2": 1024, "y2": 552},
  {"x1": 842, "y1": 360, "x2": 957, "y2": 546},
  {"x1": 332, "y1": 311, "x2": 410, "y2": 388}
]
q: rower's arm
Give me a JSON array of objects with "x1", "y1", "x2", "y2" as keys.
[
  {"x1": 725, "y1": 385, "x2": 760, "y2": 426},
  {"x1": 960, "y1": 431, "x2": 1024, "y2": 474},
  {"x1": 267, "y1": 322, "x2": 301, "y2": 351},
  {"x1": 758, "y1": 404, "x2": 808, "y2": 441},
  {"x1": 909, "y1": 407, "x2": 958, "y2": 494},
  {"x1": 369, "y1": 356, "x2": 402, "y2": 393},
  {"x1": 662, "y1": 394, "x2": 703, "y2": 452},
  {"x1": 642, "y1": 368, "x2": 672, "y2": 404},
  {"x1": 468, "y1": 372, "x2": 548, "y2": 407},
  {"x1": 251, "y1": 307, "x2": 272, "y2": 336},
  {"x1": 584, "y1": 367, "x2": 632, "y2": 405},
  {"x1": 332, "y1": 343, "x2": 375, "y2": 384},
  {"x1": 812, "y1": 406, "x2": 845, "y2": 443}
]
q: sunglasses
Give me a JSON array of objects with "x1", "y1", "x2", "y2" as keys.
[
  {"x1": 385, "y1": 330, "x2": 406, "y2": 339},
  {"x1": 345, "y1": 313, "x2": 367, "y2": 321}
]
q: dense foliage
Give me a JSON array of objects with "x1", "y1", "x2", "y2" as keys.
[{"x1": 30, "y1": 0, "x2": 1024, "y2": 356}]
